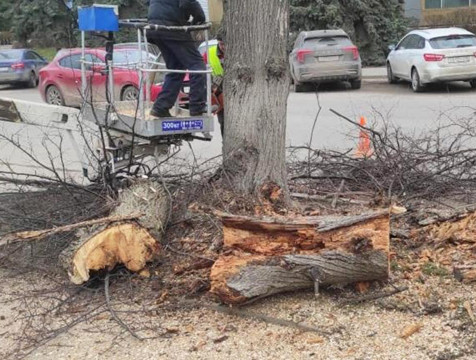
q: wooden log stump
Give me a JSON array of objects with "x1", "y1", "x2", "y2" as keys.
[
  {"x1": 60, "y1": 181, "x2": 170, "y2": 284},
  {"x1": 211, "y1": 210, "x2": 392, "y2": 305}
]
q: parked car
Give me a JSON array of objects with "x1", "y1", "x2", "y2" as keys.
[
  {"x1": 39, "y1": 45, "x2": 187, "y2": 108},
  {"x1": 289, "y1": 29, "x2": 362, "y2": 92},
  {"x1": 387, "y1": 28, "x2": 476, "y2": 92},
  {"x1": 0, "y1": 49, "x2": 48, "y2": 88}
]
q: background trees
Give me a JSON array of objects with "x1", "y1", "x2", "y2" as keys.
[{"x1": 290, "y1": 0, "x2": 407, "y2": 65}]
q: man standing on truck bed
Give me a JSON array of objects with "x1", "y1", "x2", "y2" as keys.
[{"x1": 147, "y1": 0, "x2": 207, "y2": 118}]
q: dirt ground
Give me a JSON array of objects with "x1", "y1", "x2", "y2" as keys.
[
  {"x1": 1, "y1": 261, "x2": 475, "y2": 360},
  {"x1": 0, "y1": 183, "x2": 475, "y2": 360}
]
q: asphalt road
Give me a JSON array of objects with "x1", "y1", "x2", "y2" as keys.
[{"x1": 1, "y1": 79, "x2": 475, "y2": 183}]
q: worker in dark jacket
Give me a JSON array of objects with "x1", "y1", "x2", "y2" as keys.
[{"x1": 147, "y1": 0, "x2": 207, "y2": 117}]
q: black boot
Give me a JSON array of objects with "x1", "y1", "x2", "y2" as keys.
[
  {"x1": 190, "y1": 105, "x2": 218, "y2": 116},
  {"x1": 150, "y1": 108, "x2": 172, "y2": 118}
]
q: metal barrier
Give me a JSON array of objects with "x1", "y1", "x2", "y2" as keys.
[{"x1": 80, "y1": 20, "x2": 214, "y2": 124}]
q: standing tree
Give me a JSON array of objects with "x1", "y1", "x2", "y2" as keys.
[{"x1": 223, "y1": 0, "x2": 290, "y2": 196}]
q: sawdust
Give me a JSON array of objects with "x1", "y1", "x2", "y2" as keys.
[{"x1": 1, "y1": 269, "x2": 475, "y2": 360}]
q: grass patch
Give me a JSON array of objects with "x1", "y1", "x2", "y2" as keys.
[
  {"x1": 422, "y1": 262, "x2": 449, "y2": 277},
  {"x1": 33, "y1": 48, "x2": 57, "y2": 62}
]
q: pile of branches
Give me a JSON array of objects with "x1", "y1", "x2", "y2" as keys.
[{"x1": 289, "y1": 109, "x2": 476, "y2": 203}]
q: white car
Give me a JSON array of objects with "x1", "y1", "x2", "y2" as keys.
[{"x1": 387, "y1": 28, "x2": 476, "y2": 92}]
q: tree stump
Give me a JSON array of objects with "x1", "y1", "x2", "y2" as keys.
[
  {"x1": 60, "y1": 181, "x2": 170, "y2": 284},
  {"x1": 211, "y1": 210, "x2": 392, "y2": 305}
]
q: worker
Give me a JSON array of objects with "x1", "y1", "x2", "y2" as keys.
[
  {"x1": 146, "y1": 0, "x2": 208, "y2": 118},
  {"x1": 203, "y1": 31, "x2": 225, "y2": 136}
]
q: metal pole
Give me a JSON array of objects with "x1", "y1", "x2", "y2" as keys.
[
  {"x1": 81, "y1": 31, "x2": 87, "y2": 102},
  {"x1": 144, "y1": 28, "x2": 151, "y2": 108},
  {"x1": 205, "y1": 29, "x2": 212, "y2": 117},
  {"x1": 106, "y1": 32, "x2": 115, "y2": 105},
  {"x1": 137, "y1": 28, "x2": 145, "y2": 120}
]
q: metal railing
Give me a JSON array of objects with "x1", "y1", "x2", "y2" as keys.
[{"x1": 80, "y1": 20, "x2": 214, "y2": 122}]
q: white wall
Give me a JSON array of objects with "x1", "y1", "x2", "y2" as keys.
[
  {"x1": 405, "y1": 0, "x2": 422, "y2": 19},
  {"x1": 197, "y1": 0, "x2": 210, "y2": 21}
]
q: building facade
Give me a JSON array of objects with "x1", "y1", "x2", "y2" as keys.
[
  {"x1": 423, "y1": 0, "x2": 476, "y2": 9},
  {"x1": 405, "y1": 0, "x2": 422, "y2": 19},
  {"x1": 197, "y1": 0, "x2": 223, "y2": 25}
]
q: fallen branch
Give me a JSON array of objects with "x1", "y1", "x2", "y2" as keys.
[
  {"x1": 211, "y1": 209, "x2": 398, "y2": 304},
  {"x1": 104, "y1": 273, "x2": 143, "y2": 340},
  {"x1": 180, "y1": 299, "x2": 331, "y2": 335},
  {"x1": 341, "y1": 286, "x2": 409, "y2": 305},
  {"x1": 0, "y1": 213, "x2": 143, "y2": 247},
  {"x1": 291, "y1": 192, "x2": 371, "y2": 206}
]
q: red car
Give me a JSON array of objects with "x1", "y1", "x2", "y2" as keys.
[{"x1": 39, "y1": 47, "x2": 187, "y2": 108}]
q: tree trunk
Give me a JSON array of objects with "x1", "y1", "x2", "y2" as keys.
[
  {"x1": 60, "y1": 181, "x2": 170, "y2": 284},
  {"x1": 211, "y1": 210, "x2": 391, "y2": 305},
  {"x1": 223, "y1": 0, "x2": 290, "y2": 194}
]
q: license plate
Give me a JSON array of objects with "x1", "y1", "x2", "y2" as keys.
[
  {"x1": 448, "y1": 56, "x2": 470, "y2": 64},
  {"x1": 0, "y1": 67, "x2": 9, "y2": 72},
  {"x1": 183, "y1": 86, "x2": 190, "y2": 94},
  {"x1": 162, "y1": 120, "x2": 203, "y2": 132},
  {"x1": 318, "y1": 56, "x2": 339, "y2": 62}
]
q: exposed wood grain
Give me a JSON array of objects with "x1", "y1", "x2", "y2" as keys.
[{"x1": 211, "y1": 210, "x2": 391, "y2": 304}]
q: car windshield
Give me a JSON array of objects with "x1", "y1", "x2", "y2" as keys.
[
  {"x1": 113, "y1": 50, "x2": 156, "y2": 65},
  {"x1": 304, "y1": 36, "x2": 352, "y2": 48},
  {"x1": 430, "y1": 35, "x2": 476, "y2": 49},
  {"x1": 0, "y1": 50, "x2": 23, "y2": 60}
]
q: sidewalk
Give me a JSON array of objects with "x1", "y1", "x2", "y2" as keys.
[{"x1": 362, "y1": 67, "x2": 387, "y2": 82}]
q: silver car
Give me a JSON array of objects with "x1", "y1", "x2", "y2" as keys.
[
  {"x1": 0, "y1": 49, "x2": 48, "y2": 88},
  {"x1": 387, "y1": 28, "x2": 476, "y2": 92},
  {"x1": 289, "y1": 29, "x2": 362, "y2": 92}
]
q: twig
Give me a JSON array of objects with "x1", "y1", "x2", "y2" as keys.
[
  {"x1": 1, "y1": 213, "x2": 143, "y2": 247},
  {"x1": 104, "y1": 273, "x2": 143, "y2": 340},
  {"x1": 341, "y1": 286, "x2": 409, "y2": 305},
  {"x1": 329, "y1": 108, "x2": 384, "y2": 142},
  {"x1": 180, "y1": 299, "x2": 332, "y2": 335},
  {"x1": 332, "y1": 180, "x2": 346, "y2": 209},
  {"x1": 165, "y1": 244, "x2": 216, "y2": 262}
]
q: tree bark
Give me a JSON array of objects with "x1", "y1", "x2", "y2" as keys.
[
  {"x1": 211, "y1": 210, "x2": 391, "y2": 305},
  {"x1": 223, "y1": 0, "x2": 290, "y2": 194},
  {"x1": 60, "y1": 181, "x2": 170, "y2": 284}
]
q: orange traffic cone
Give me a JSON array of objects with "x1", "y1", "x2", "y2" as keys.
[{"x1": 355, "y1": 116, "x2": 374, "y2": 158}]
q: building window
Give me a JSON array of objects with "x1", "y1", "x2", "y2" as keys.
[
  {"x1": 444, "y1": 0, "x2": 470, "y2": 7},
  {"x1": 424, "y1": 0, "x2": 474, "y2": 8}
]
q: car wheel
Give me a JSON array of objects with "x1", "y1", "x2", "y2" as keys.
[
  {"x1": 27, "y1": 72, "x2": 37, "y2": 88},
  {"x1": 411, "y1": 68, "x2": 424, "y2": 93},
  {"x1": 46, "y1": 85, "x2": 65, "y2": 106},
  {"x1": 470, "y1": 80, "x2": 476, "y2": 89},
  {"x1": 387, "y1": 63, "x2": 397, "y2": 84},
  {"x1": 121, "y1": 86, "x2": 139, "y2": 101},
  {"x1": 350, "y1": 79, "x2": 362, "y2": 90}
]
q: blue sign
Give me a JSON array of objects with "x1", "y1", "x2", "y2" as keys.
[
  {"x1": 78, "y1": 6, "x2": 119, "y2": 32},
  {"x1": 162, "y1": 120, "x2": 204, "y2": 132}
]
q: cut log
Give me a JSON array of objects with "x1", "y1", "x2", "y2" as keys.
[
  {"x1": 211, "y1": 210, "x2": 392, "y2": 305},
  {"x1": 454, "y1": 265, "x2": 476, "y2": 284},
  {"x1": 60, "y1": 181, "x2": 170, "y2": 284}
]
